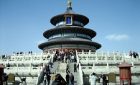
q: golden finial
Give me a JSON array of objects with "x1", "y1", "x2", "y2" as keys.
[{"x1": 67, "y1": 0, "x2": 72, "y2": 8}]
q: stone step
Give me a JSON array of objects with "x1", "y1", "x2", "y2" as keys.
[
  {"x1": 69, "y1": 63, "x2": 80, "y2": 85},
  {"x1": 56, "y1": 63, "x2": 67, "y2": 80}
]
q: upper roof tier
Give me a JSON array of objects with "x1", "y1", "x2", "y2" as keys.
[{"x1": 50, "y1": 4, "x2": 89, "y2": 26}]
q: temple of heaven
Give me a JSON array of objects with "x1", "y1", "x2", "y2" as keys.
[{"x1": 38, "y1": 0, "x2": 101, "y2": 52}]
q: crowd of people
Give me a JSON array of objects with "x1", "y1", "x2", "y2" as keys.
[
  {"x1": 129, "y1": 51, "x2": 139, "y2": 58},
  {"x1": 53, "y1": 50, "x2": 77, "y2": 63},
  {"x1": 66, "y1": 73, "x2": 74, "y2": 85},
  {"x1": 65, "y1": 63, "x2": 75, "y2": 85},
  {"x1": 89, "y1": 72, "x2": 108, "y2": 85},
  {"x1": 38, "y1": 50, "x2": 77, "y2": 85},
  {"x1": 12, "y1": 51, "x2": 33, "y2": 55},
  {"x1": 42, "y1": 64, "x2": 75, "y2": 85}
]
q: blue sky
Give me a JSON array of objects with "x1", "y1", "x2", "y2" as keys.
[{"x1": 0, "y1": 0, "x2": 140, "y2": 54}]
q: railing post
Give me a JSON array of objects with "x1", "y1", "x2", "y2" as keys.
[
  {"x1": 79, "y1": 63, "x2": 84, "y2": 85},
  {"x1": 76, "y1": 50, "x2": 79, "y2": 64},
  {"x1": 29, "y1": 63, "x2": 32, "y2": 74},
  {"x1": 17, "y1": 63, "x2": 18, "y2": 73},
  {"x1": 82, "y1": 50, "x2": 84, "y2": 55},
  {"x1": 106, "y1": 63, "x2": 109, "y2": 73},
  {"x1": 114, "y1": 52, "x2": 116, "y2": 63},
  {"x1": 92, "y1": 62, "x2": 95, "y2": 71},
  {"x1": 95, "y1": 52, "x2": 98, "y2": 63},
  {"x1": 123, "y1": 51, "x2": 126, "y2": 61},
  {"x1": 105, "y1": 52, "x2": 107, "y2": 63}
]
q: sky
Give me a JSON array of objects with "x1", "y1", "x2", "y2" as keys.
[{"x1": 0, "y1": 0, "x2": 140, "y2": 54}]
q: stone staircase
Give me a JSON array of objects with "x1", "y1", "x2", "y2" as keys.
[
  {"x1": 49, "y1": 62, "x2": 67, "y2": 85},
  {"x1": 50, "y1": 62, "x2": 59, "y2": 74},
  {"x1": 37, "y1": 61, "x2": 83, "y2": 85},
  {"x1": 56, "y1": 62, "x2": 67, "y2": 80},
  {"x1": 69, "y1": 63, "x2": 80, "y2": 85}
]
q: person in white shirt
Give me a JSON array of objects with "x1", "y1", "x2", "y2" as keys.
[{"x1": 89, "y1": 72, "x2": 98, "y2": 85}]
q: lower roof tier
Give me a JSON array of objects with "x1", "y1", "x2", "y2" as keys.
[{"x1": 38, "y1": 39, "x2": 101, "y2": 51}]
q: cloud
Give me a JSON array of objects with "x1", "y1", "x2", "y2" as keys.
[{"x1": 105, "y1": 34, "x2": 129, "y2": 41}]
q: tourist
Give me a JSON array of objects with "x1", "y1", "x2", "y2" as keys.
[
  {"x1": 102, "y1": 74, "x2": 107, "y2": 85},
  {"x1": 74, "y1": 63, "x2": 77, "y2": 72},
  {"x1": 53, "y1": 54, "x2": 57, "y2": 62},
  {"x1": 66, "y1": 73, "x2": 70, "y2": 85},
  {"x1": 71, "y1": 54, "x2": 75, "y2": 62},
  {"x1": 64, "y1": 54, "x2": 66, "y2": 63},
  {"x1": 129, "y1": 51, "x2": 133, "y2": 57},
  {"x1": 2, "y1": 73, "x2": 8, "y2": 85},
  {"x1": 58, "y1": 54, "x2": 61, "y2": 61},
  {"x1": 43, "y1": 75, "x2": 47, "y2": 85},
  {"x1": 55, "y1": 50, "x2": 59, "y2": 56},
  {"x1": 47, "y1": 74, "x2": 51, "y2": 85},
  {"x1": 66, "y1": 65, "x2": 70, "y2": 73},
  {"x1": 77, "y1": 63, "x2": 79, "y2": 70},
  {"x1": 45, "y1": 64, "x2": 50, "y2": 75},
  {"x1": 70, "y1": 73, "x2": 74, "y2": 85},
  {"x1": 134, "y1": 52, "x2": 139, "y2": 58},
  {"x1": 21, "y1": 78, "x2": 27, "y2": 85},
  {"x1": 51, "y1": 74, "x2": 66, "y2": 85},
  {"x1": 37, "y1": 67, "x2": 46, "y2": 85},
  {"x1": 60, "y1": 50, "x2": 64, "y2": 62},
  {"x1": 49, "y1": 61, "x2": 53, "y2": 68},
  {"x1": 99, "y1": 74, "x2": 103, "y2": 84},
  {"x1": 131, "y1": 51, "x2": 139, "y2": 59},
  {"x1": 133, "y1": 51, "x2": 137, "y2": 58},
  {"x1": 89, "y1": 72, "x2": 98, "y2": 85}
]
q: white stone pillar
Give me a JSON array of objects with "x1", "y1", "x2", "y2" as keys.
[
  {"x1": 30, "y1": 63, "x2": 32, "y2": 74},
  {"x1": 106, "y1": 63, "x2": 109, "y2": 73},
  {"x1": 114, "y1": 52, "x2": 116, "y2": 63},
  {"x1": 95, "y1": 52, "x2": 98, "y2": 63},
  {"x1": 88, "y1": 50, "x2": 91, "y2": 63},
  {"x1": 102, "y1": 51, "x2": 103, "y2": 57},
  {"x1": 89, "y1": 50, "x2": 91, "y2": 54},
  {"x1": 17, "y1": 63, "x2": 19, "y2": 73},
  {"x1": 76, "y1": 50, "x2": 79, "y2": 64},
  {"x1": 105, "y1": 53, "x2": 108, "y2": 63},
  {"x1": 92, "y1": 63, "x2": 95, "y2": 71},
  {"x1": 131, "y1": 62, "x2": 134, "y2": 66},
  {"x1": 122, "y1": 51, "x2": 126, "y2": 61},
  {"x1": 82, "y1": 50, "x2": 84, "y2": 55}
]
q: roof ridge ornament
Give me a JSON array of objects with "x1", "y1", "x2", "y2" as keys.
[{"x1": 67, "y1": 0, "x2": 72, "y2": 10}]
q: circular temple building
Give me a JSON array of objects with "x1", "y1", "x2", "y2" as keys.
[{"x1": 38, "y1": 0, "x2": 101, "y2": 52}]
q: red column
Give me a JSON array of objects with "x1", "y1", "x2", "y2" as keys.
[{"x1": 118, "y1": 62, "x2": 132, "y2": 85}]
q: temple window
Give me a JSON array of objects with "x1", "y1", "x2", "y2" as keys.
[{"x1": 65, "y1": 15, "x2": 73, "y2": 25}]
